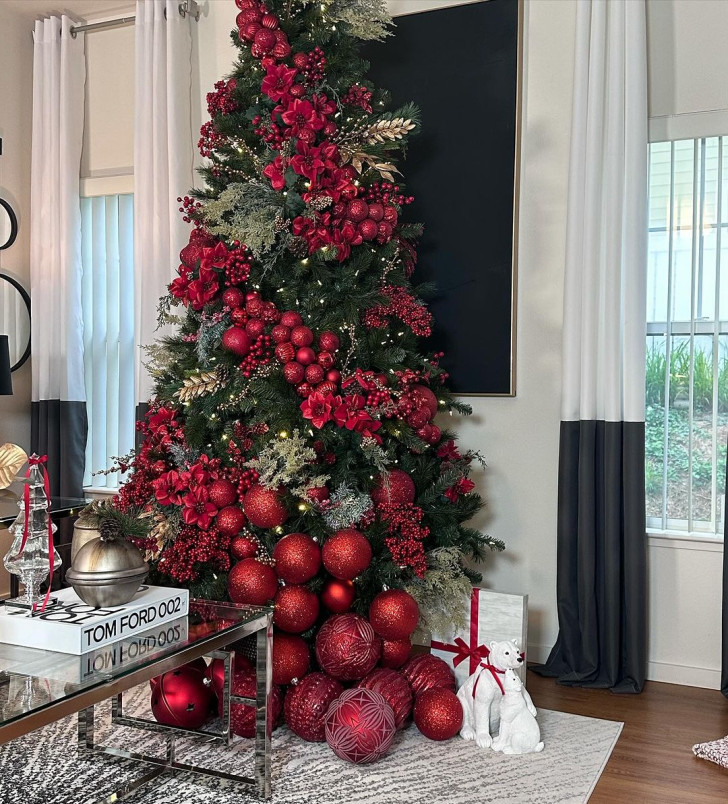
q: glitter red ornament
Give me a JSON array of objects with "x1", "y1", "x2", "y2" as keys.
[
  {"x1": 290, "y1": 325, "x2": 314, "y2": 347},
  {"x1": 413, "y1": 688, "x2": 463, "y2": 741},
  {"x1": 322, "y1": 529, "x2": 372, "y2": 580},
  {"x1": 151, "y1": 666, "x2": 213, "y2": 730},
  {"x1": 230, "y1": 532, "x2": 259, "y2": 560},
  {"x1": 216, "y1": 505, "x2": 246, "y2": 536},
  {"x1": 228, "y1": 667, "x2": 283, "y2": 737},
  {"x1": 222, "y1": 326, "x2": 252, "y2": 357},
  {"x1": 325, "y1": 688, "x2": 396, "y2": 764},
  {"x1": 208, "y1": 479, "x2": 238, "y2": 509},
  {"x1": 222, "y1": 287, "x2": 245, "y2": 308},
  {"x1": 272, "y1": 532, "x2": 321, "y2": 584},
  {"x1": 272, "y1": 632, "x2": 310, "y2": 685},
  {"x1": 410, "y1": 384, "x2": 439, "y2": 419},
  {"x1": 371, "y1": 469, "x2": 416, "y2": 507},
  {"x1": 369, "y1": 589, "x2": 419, "y2": 641},
  {"x1": 401, "y1": 654, "x2": 456, "y2": 696},
  {"x1": 315, "y1": 613, "x2": 381, "y2": 681},
  {"x1": 274, "y1": 584, "x2": 320, "y2": 633},
  {"x1": 320, "y1": 578, "x2": 355, "y2": 613},
  {"x1": 228, "y1": 558, "x2": 279, "y2": 605},
  {"x1": 283, "y1": 360, "x2": 305, "y2": 384},
  {"x1": 244, "y1": 483, "x2": 288, "y2": 529},
  {"x1": 380, "y1": 638, "x2": 412, "y2": 669},
  {"x1": 318, "y1": 331, "x2": 340, "y2": 352},
  {"x1": 357, "y1": 668, "x2": 412, "y2": 730},
  {"x1": 207, "y1": 655, "x2": 253, "y2": 701},
  {"x1": 284, "y1": 672, "x2": 344, "y2": 742}
]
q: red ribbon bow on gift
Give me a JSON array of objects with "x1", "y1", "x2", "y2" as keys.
[
  {"x1": 431, "y1": 588, "x2": 491, "y2": 676},
  {"x1": 18, "y1": 454, "x2": 55, "y2": 612}
]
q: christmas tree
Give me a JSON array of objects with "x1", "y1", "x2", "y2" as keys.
[{"x1": 114, "y1": 0, "x2": 503, "y2": 692}]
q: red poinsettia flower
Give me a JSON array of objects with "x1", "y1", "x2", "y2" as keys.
[
  {"x1": 300, "y1": 391, "x2": 339, "y2": 429},
  {"x1": 182, "y1": 486, "x2": 219, "y2": 530},
  {"x1": 290, "y1": 141, "x2": 326, "y2": 182},
  {"x1": 169, "y1": 266, "x2": 192, "y2": 303},
  {"x1": 147, "y1": 406, "x2": 178, "y2": 434},
  {"x1": 179, "y1": 463, "x2": 210, "y2": 491},
  {"x1": 152, "y1": 470, "x2": 185, "y2": 506},
  {"x1": 437, "y1": 439, "x2": 462, "y2": 461},
  {"x1": 187, "y1": 265, "x2": 220, "y2": 311},
  {"x1": 199, "y1": 241, "x2": 229, "y2": 271},
  {"x1": 261, "y1": 63, "x2": 298, "y2": 102},
  {"x1": 311, "y1": 93, "x2": 336, "y2": 117},
  {"x1": 263, "y1": 155, "x2": 287, "y2": 191},
  {"x1": 332, "y1": 393, "x2": 365, "y2": 427},
  {"x1": 281, "y1": 99, "x2": 325, "y2": 137},
  {"x1": 444, "y1": 477, "x2": 476, "y2": 502}
]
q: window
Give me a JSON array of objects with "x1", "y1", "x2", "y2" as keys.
[
  {"x1": 80, "y1": 194, "x2": 135, "y2": 489},
  {"x1": 646, "y1": 138, "x2": 728, "y2": 536}
]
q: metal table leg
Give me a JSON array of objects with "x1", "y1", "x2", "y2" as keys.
[{"x1": 255, "y1": 618, "x2": 273, "y2": 799}]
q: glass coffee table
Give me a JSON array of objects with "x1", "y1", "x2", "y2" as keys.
[{"x1": 0, "y1": 599, "x2": 274, "y2": 801}]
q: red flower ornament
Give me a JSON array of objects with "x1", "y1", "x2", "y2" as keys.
[{"x1": 182, "y1": 486, "x2": 219, "y2": 530}]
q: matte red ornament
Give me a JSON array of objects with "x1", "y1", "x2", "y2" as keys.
[
  {"x1": 152, "y1": 657, "x2": 206, "y2": 691},
  {"x1": 322, "y1": 529, "x2": 372, "y2": 580},
  {"x1": 272, "y1": 532, "x2": 321, "y2": 584},
  {"x1": 326, "y1": 369, "x2": 341, "y2": 384},
  {"x1": 369, "y1": 589, "x2": 419, "y2": 641},
  {"x1": 296, "y1": 346, "x2": 316, "y2": 366},
  {"x1": 222, "y1": 326, "x2": 251, "y2": 357},
  {"x1": 318, "y1": 331, "x2": 340, "y2": 352},
  {"x1": 410, "y1": 384, "x2": 439, "y2": 419},
  {"x1": 274, "y1": 585, "x2": 319, "y2": 633},
  {"x1": 371, "y1": 469, "x2": 416, "y2": 508},
  {"x1": 208, "y1": 479, "x2": 238, "y2": 509},
  {"x1": 315, "y1": 613, "x2": 381, "y2": 681},
  {"x1": 230, "y1": 532, "x2": 259, "y2": 560},
  {"x1": 222, "y1": 287, "x2": 245, "y2": 308},
  {"x1": 325, "y1": 688, "x2": 396, "y2": 764},
  {"x1": 305, "y1": 364, "x2": 324, "y2": 385},
  {"x1": 151, "y1": 666, "x2": 213, "y2": 730},
  {"x1": 320, "y1": 578, "x2": 355, "y2": 613},
  {"x1": 244, "y1": 483, "x2": 288, "y2": 528},
  {"x1": 380, "y1": 638, "x2": 412, "y2": 669},
  {"x1": 401, "y1": 654, "x2": 456, "y2": 696},
  {"x1": 228, "y1": 558, "x2": 279, "y2": 605},
  {"x1": 216, "y1": 505, "x2": 246, "y2": 536},
  {"x1": 228, "y1": 667, "x2": 283, "y2": 737},
  {"x1": 413, "y1": 688, "x2": 463, "y2": 741},
  {"x1": 271, "y1": 324, "x2": 291, "y2": 343},
  {"x1": 281, "y1": 310, "x2": 303, "y2": 327},
  {"x1": 272, "y1": 632, "x2": 310, "y2": 685},
  {"x1": 284, "y1": 672, "x2": 344, "y2": 742},
  {"x1": 290, "y1": 325, "x2": 314, "y2": 347},
  {"x1": 357, "y1": 668, "x2": 413, "y2": 729}
]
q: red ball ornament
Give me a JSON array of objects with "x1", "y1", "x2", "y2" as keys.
[
  {"x1": 284, "y1": 672, "x2": 344, "y2": 742},
  {"x1": 371, "y1": 469, "x2": 416, "y2": 508},
  {"x1": 413, "y1": 688, "x2": 463, "y2": 741},
  {"x1": 151, "y1": 666, "x2": 213, "y2": 729},
  {"x1": 325, "y1": 688, "x2": 396, "y2": 764},
  {"x1": 231, "y1": 306, "x2": 247, "y2": 326},
  {"x1": 315, "y1": 381, "x2": 337, "y2": 396},
  {"x1": 377, "y1": 221, "x2": 393, "y2": 243},
  {"x1": 369, "y1": 589, "x2": 419, "y2": 641},
  {"x1": 357, "y1": 668, "x2": 413, "y2": 730},
  {"x1": 271, "y1": 324, "x2": 291, "y2": 343},
  {"x1": 275, "y1": 342, "x2": 295, "y2": 364},
  {"x1": 322, "y1": 529, "x2": 372, "y2": 580},
  {"x1": 228, "y1": 559, "x2": 279, "y2": 605},
  {"x1": 274, "y1": 585, "x2": 319, "y2": 633},
  {"x1": 254, "y1": 28, "x2": 276, "y2": 54},
  {"x1": 245, "y1": 318, "x2": 266, "y2": 339},
  {"x1": 320, "y1": 578, "x2": 355, "y2": 613},
  {"x1": 383, "y1": 205, "x2": 398, "y2": 224},
  {"x1": 222, "y1": 326, "x2": 251, "y2": 357},
  {"x1": 407, "y1": 407, "x2": 430, "y2": 429},
  {"x1": 271, "y1": 38, "x2": 291, "y2": 60},
  {"x1": 280, "y1": 310, "x2": 303, "y2": 328},
  {"x1": 208, "y1": 478, "x2": 238, "y2": 509},
  {"x1": 261, "y1": 12, "x2": 279, "y2": 29},
  {"x1": 244, "y1": 483, "x2": 288, "y2": 529},
  {"x1": 216, "y1": 505, "x2": 246, "y2": 536},
  {"x1": 305, "y1": 364, "x2": 325, "y2": 385},
  {"x1": 230, "y1": 532, "x2": 259, "y2": 560},
  {"x1": 272, "y1": 632, "x2": 310, "y2": 685},
  {"x1": 241, "y1": 21, "x2": 262, "y2": 43},
  {"x1": 296, "y1": 382, "x2": 314, "y2": 398},
  {"x1": 272, "y1": 532, "x2": 321, "y2": 584},
  {"x1": 367, "y1": 202, "x2": 385, "y2": 222},
  {"x1": 410, "y1": 384, "x2": 439, "y2": 419},
  {"x1": 347, "y1": 199, "x2": 369, "y2": 223},
  {"x1": 290, "y1": 325, "x2": 314, "y2": 347},
  {"x1": 359, "y1": 219, "x2": 378, "y2": 241},
  {"x1": 316, "y1": 350, "x2": 334, "y2": 370},
  {"x1": 380, "y1": 638, "x2": 412, "y2": 669},
  {"x1": 318, "y1": 331, "x2": 340, "y2": 352},
  {"x1": 222, "y1": 287, "x2": 245, "y2": 308},
  {"x1": 206, "y1": 655, "x2": 252, "y2": 699},
  {"x1": 282, "y1": 360, "x2": 305, "y2": 384},
  {"x1": 306, "y1": 485, "x2": 330, "y2": 504},
  {"x1": 292, "y1": 52, "x2": 308, "y2": 70},
  {"x1": 315, "y1": 613, "x2": 381, "y2": 681},
  {"x1": 401, "y1": 654, "x2": 456, "y2": 696},
  {"x1": 152, "y1": 657, "x2": 206, "y2": 691},
  {"x1": 326, "y1": 369, "x2": 342, "y2": 384},
  {"x1": 296, "y1": 346, "x2": 316, "y2": 366},
  {"x1": 229, "y1": 667, "x2": 283, "y2": 737}
]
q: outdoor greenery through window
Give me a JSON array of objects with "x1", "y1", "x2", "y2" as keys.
[{"x1": 646, "y1": 138, "x2": 728, "y2": 536}]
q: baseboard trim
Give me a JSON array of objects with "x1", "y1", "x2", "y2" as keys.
[{"x1": 647, "y1": 660, "x2": 721, "y2": 690}]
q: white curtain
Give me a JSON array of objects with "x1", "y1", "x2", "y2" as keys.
[
  {"x1": 29, "y1": 15, "x2": 87, "y2": 496},
  {"x1": 134, "y1": 0, "x2": 194, "y2": 405}
]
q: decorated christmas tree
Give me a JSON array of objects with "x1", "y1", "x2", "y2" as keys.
[{"x1": 113, "y1": 0, "x2": 503, "y2": 728}]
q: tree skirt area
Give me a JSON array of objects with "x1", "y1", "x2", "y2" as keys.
[{"x1": 0, "y1": 686, "x2": 622, "y2": 804}]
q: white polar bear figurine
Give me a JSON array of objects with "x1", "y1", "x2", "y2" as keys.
[
  {"x1": 457, "y1": 639, "x2": 525, "y2": 749},
  {"x1": 491, "y1": 669, "x2": 544, "y2": 755}
]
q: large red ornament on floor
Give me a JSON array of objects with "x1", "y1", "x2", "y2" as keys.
[
  {"x1": 320, "y1": 578, "x2": 355, "y2": 613},
  {"x1": 315, "y1": 613, "x2": 381, "y2": 681},
  {"x1": 370, "y1": 469, "x2": 416, "y2": 507},
  {"x1": 244, "y1": 483, "x2": 289, "y2": 528},
  {"x1": 272, "y1": 632, "x2": 310, "y2": 685},
  {"x1": 321, "y1": 529, "x2": 372, "y2": 580},
  {"x1": 227, "y1": 667, "x2": 283, "y2": 737},
  {"x1": 273, "y1": 584, "x2": 319, "y2": 633},
  {"x1": 272, "y1": 532, "x2": 321, "y2": 583},
  {"x1": 413, "y1": 688, "x2": 463, "y2": 741},
  {"x1": 206, "y1": 654, "x2": 252, "y2": 700},
  {"x1": 284, "y1": 672, "x2": 344, "y2": 742},
  {"x1": 368, "y1": 588, "x2": 419, "y2": 641},
  {"x1": 151, "y1": 666, "x2": 213, "y2": 729},
  {"x1": 357, "y1": 667, "x2": 412, "y2": 729},
  {"x1": 401, "y1": 654, "x2": 456, "y2": 696},
  {"x1": 228, "y1": 558, "x2": 278, "y2": 605},
  {"x1": 379, "y1": 638, "x2": 412, "y2": 669},
  {"x1": 325, "y1": 688, "x2": 396, "y2": 764}
]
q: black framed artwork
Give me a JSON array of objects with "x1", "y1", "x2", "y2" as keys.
[{"x1": 364, "y1": 0, "x2": 522, "y2": 395}]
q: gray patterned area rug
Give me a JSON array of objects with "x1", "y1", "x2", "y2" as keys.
[{"x1": 0, "y1": 685, "x2": 622, "y2": 804}]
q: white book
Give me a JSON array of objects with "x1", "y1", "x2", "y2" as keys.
[{"x1": 0, "y1": 585, "x2": 189, "y2": 655}]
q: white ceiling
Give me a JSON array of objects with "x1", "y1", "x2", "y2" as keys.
[{"x1": 0, "y1": 0, "x2": 135, "y2": 21}]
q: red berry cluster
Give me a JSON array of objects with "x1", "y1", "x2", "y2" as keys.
[
  {"x1": 252, "y1": 115, "x2": 287, "y2": 149},
  {"x1": 292, "y1": 47, "x2": 327, "y2": 85},
  {"x1": 236, "y1": 0, "x2": 291, "y2": 61},
  {"x1": 221, "y1": 290, "x2": 279, "y2": 377},
  {"x1": 378, "y1": 502, "x2": 429, "y2": 578},
  {"x1": 362, "y1": 183, "x2": 414, "y2": 209},
  {"x1": 207, "y1": 78, "x2": 239, "y2": 117},
  {"x1": 272, "y1": 314, "x2": 342, "y2": 398},
  {"x1": 342, "y1": 83, "x2": 373, "y2": 113},
  {"x1": 158, "y1": 524, "x2": 232, "y2": 584},
  {"x1": 363, "y1": 284, "x2": 433, "y2": 337},
  {"x1": 198, "y1": 120, "x2": 227, "y2": 159},
  {"x1": 223, "y1": 246, "x2": 254, "y2": 286},
  {"x1": 177, "y1": 195, "x2": 204, "y2": 226}
]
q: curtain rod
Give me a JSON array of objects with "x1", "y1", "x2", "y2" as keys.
[{"x1": 70, "y1": 0, "x2": 200, "y2": 37}]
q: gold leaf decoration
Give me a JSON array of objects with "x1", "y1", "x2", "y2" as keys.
[
  {"x1": 174, "y1": 369, "x2": 224, "y2": 403},
  {"x1": 344, "y1": 151, "x2": 401, "y2": 183},
  {"x1": 364, "y1": 117, "x2": 415, "y2": 145},
  {"x1": 0, "y1": 443, "x2": 27, "y2": 490}
]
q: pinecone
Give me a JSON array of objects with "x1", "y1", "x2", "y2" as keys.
[
  {"x1": 288, "y1": 237, "x2": 309, "y2": 258},
  {"x1": 99, "y1": 517, "x2": 124, "y2": 542}
]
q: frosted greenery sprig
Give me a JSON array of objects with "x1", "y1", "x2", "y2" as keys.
[
  {"x1": 325, "y1": 0, "x2": 392, "y2": 41},
  {"x1": 405, "y1": 547, "x2": 472, "y2": 634},
  {"x1": 322, "y1": 483, "x2": 373, "y2": 530},
  {"x1": 245, "y1": 429, "x2": 330, "y2": 496}
]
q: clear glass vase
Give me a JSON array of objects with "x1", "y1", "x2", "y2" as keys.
[{"x1": 3, "y1": 457, "x2": 61, "y2": 611}]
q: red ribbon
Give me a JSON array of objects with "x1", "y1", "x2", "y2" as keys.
[
  {"x1": 20, "y1": 455, "x2": 54, "y2": 612},
  {"x1": 431, "y1": 587, "x2": 490, "y2": 676},
  {"x1": 472, "y1": 663, "x2": 506, "y2": 698}
]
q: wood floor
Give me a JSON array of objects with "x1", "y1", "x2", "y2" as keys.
[{"x1": 527, "y1": 670, "x2": 728, "y2": 803}]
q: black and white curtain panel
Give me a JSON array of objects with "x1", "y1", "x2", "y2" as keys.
[
  {"x1": 29, "y1": 16, "x2": 87, "y2": 497},
  {"x1": 534, "y1": 0, "x2": 648, "y2": 693}
]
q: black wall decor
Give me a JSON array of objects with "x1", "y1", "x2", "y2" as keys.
[{"x1": 364, "y1": 0, "x2": 521, "y2": 395}]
